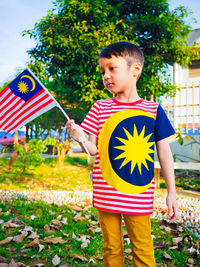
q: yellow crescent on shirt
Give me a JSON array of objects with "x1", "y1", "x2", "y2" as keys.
[{"x1": 98, "y1": 109, "x2": 156, "y2": 194}]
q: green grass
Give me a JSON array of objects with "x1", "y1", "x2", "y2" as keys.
[
  {"x1": 0, "y1": 154, "x2": 199, "y2": 266},
  {"x1": 160, "y1": 173, "x2": 200, "y2": 192},
  {"x1": 0, "y1": 199, "x2": 102, "y2": 266},
  {"x1": 0, "y1": 199, "x2": 199, "y2": 266},
  {"x1": 0, "y1": 155, "x2": 92, "y2": 192},
  {"x1": 160, "y1": 177, "x2": 200, "y2": 192}
]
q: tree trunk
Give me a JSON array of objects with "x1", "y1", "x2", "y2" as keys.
[
  {"x1": 7, "y1": 131, "x2": 19, "y2": 170},
  {"x1": 26, "y1": 124, "x2": 29, "y2": 142},
  {"x1": 56, "y1": 139, "x2": 70, "y2": 168}
]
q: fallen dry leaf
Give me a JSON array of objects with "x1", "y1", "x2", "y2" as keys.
[
  {"x1": 23, "y1": 226, "x2": 33, "y2": 232},
  {"x1": 28, "y1": 232, "x2": 40, "y2": 239},
  {"x1": 61, "y1": 218, "x2": 68, "y2": 224},
  {"x1": 124, "y1": 237, "x2": 130, "y2": 245},
  {"x1": 163, "y1": 252, "x2": 172, "y2": 260},
  {"x1": 94, "y1": 227, "x2": 101, "y2": 233},
  {"x1": 169, "y1": 245, "x2": 178, "y2": 250},
  {"x1": 90, "y1": 220, "x2": 98, "y2": 226},
  {"x1": 81, "y1": 238, "x2": 90, "y2": 248},
  {"x1": 123, "y1": 229, "x2": 128, "y2": 236},
  {"x1": 89, "y1": 258, "x2": 96, "y2": 264},
  {"x1": 172, "y1": 237, "x2": 183, "y2": 245},
  {"x1": 1, "y1": 218, "x2": 24, "y2": 230},
  {"x1": 8, "y1": 259, "x2": 18, "y2": 267},
  {"x1": 14, "y1": 262, "x2": 26, "y2": 267},
  {"x1": 44, "y1": 224, "x2": 52, "y2": 233},
  {"x1": 30, "y1": 215, "x2": 37, "y2": 220},
  {"x1": 44, "y1": 224, "x2": 61, "y2": 233},
  {"x1": 44, "y1": 236, "x2": 67, "y2": 244},
  {"x1": 0, "y1": 256, "x2": 8, "y2": 262},
  {"x1": 160, "y1": 225, "x2": 171, "y2": 232},
  {"x1": 20, "y1": 230, "x2": 28, "y2": 236},
  {"x1": 49, "y1": 210, "x2": 55, "y2": 215},
  {"x1": 177, "y1": 226, "x2": 184, "y2": 232},
  {"x1": 72, "y1": 233, "x2": 77, "y2": 239},
  {"x1": 187, "y1": 247, "x2": 196, "y2": 253},
  {"x1": 73, "y1": 212, "x2": 87, "y2": 222},
  {"x1": 154, "y1": 241, "x2": 167, "y2": 249},
  {"x1": 0, "y1": 237, "x2": 13, "y2": 245},
  {"x1": 57, "y1": 215, "x2": 62, "y2": 220},
  {"x1": 83, "y1": 206, "x2": 89, "y2": 212},
  {"x1": 188, "y1": 257, "x2": 194, "y2": 264},
  {"x1": 70, "y1": 205, "x2": 83, "y2": 212},
  {"x1": 88, "y1": 227, "x2": 95, "y2": 234},
  {"x1": 70, "y1": 254, "x2": 88, "y2": 262},
  {"x1": 127, "y1": 255, "x2": 133, "y2": 261},
  {"x1": 124, "y1": 248, "x2": 132, "y2": 253},
  {"x1": 22, "y1": 238, "x2": 39, "y2": 248},
  {"x1": 13, "y1": 233, "x2": 26, "y2": 243},
  {"x1": 38, "y1": 244, "x2": 45, "y2": 253},
  {"x1": 52, "y1": 254, "x2": 60, "y2": 266},
  {"x1": 11, "y1": 218, "x2": 24, "y2": 225},
  {"x1": 1, "y1": 221, "x2": 22, "y2": 229},
  {"x1": 51, "y1": 219, "x2": 61, "y2": 226}
]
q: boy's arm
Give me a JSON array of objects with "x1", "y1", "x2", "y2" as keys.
[
  {"x1": 80, "y1": 133, "x2": 98, "y2": 156},
  {"x1": 66, "y1": 120, "x2": 98, "y2": 156},
  {"x1": 156, "y1": 138, "x2": 179, "y2": 223}
]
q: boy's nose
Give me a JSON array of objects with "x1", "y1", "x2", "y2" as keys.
[{"x1": 104, "y1": 72, "x2": 111, "y2": 80}]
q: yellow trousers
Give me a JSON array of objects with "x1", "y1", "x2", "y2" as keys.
[{"x1": 98, "y1": 210, "x2": 156, "y2": 267}]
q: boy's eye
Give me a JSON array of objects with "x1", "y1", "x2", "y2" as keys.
[
  {"x1": 110, "y1": 67, "x2": 115, "y2": 71},
  {"x1": 100, "y1": 71, "x2": 105, "y2": 75}
]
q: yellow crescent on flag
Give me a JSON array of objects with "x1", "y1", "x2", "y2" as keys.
[
  {"x1": 21, "y1": 75, "x2": 36, "y2": 91},
  {"x1": 98, "y1": 109, "x2": 156, "y2": 194},
  {"x1": 18, "y1": 75, "x2": 36, "y2": 94}
]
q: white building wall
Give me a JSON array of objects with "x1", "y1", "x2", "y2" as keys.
[
  {"x1": 174, "y1": 63, "x2": 200, "y2": 85},
  {"x1": 168, "y1": 29, "x2": 200, "y2": 162}
]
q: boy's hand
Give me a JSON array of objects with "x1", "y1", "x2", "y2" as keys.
[
  {"x1": 66, "y1": 120, "x2": 85, "y2": 143},
  {"x1": 166, "y1": 193, "x2": 179, "y2": 223}
]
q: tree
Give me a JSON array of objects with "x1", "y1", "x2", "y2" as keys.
[{"x1": 24, "y1": 0, "x2": 199, "y2": 108}]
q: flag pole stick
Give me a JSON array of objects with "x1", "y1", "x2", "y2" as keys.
[
  {"x1": 26, "y1": 67, "x2": 91, "y2": 156},
  {"x1": 53, "y1": 102, "x2": 91, "y2": 157}
]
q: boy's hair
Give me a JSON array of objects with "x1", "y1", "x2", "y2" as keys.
[{"x1": 99, "y1": 41, "x2": 144, "y2": 68}]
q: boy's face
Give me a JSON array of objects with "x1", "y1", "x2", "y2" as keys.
[{"x1": 99, "y1": 56, "x2": 140, "y2": 95}]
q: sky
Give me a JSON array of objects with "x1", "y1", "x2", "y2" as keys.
[
  {"x1": 0, "y1": 0, "x2": 54, "y2": 85},
  {"x1": 0, "y1": 0, "x2": 200, "y2": 86}
]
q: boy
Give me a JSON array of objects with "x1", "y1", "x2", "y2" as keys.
[{"x1": 67, "y1": 41, "x2": 179, "y2": 267}]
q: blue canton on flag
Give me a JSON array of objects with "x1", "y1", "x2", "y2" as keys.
[
  {"x1": 9, "y1": 69, "x2": 43, "y2": 101},
  {"x1": 0, "y1": 68, "x2": 57, "y2": 133}
]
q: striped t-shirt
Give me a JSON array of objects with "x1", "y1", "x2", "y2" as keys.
[{"x1": 80, "y1": 98, "x2": 175, "y2": 215}]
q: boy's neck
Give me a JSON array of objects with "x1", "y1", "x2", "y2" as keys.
[{"x1": 115, "y1": 90, "x2": 141, "y2": 103}]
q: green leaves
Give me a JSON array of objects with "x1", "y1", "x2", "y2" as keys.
[
  {"x1": 24, "y1": 0, "x2": 199, "y2": 108},
  {"x1": 14, "y1": 138, "x2": 57, "y2": 172}
]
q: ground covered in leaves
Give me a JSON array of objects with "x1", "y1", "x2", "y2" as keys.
[
  {"x1": 0, "y1": 155, "x2": 200, "y2": 266},
  {"x1": 0, "y1": 196, "x2": 199, "y2": 267}
]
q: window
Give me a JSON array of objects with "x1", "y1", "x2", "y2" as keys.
[{"x1": 189, "y1": 59, "x2": 200, "y2": 77}]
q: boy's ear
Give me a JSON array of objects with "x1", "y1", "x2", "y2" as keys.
[{"x1": 132, "y1": 63, "x2": 142, "y2": 78}]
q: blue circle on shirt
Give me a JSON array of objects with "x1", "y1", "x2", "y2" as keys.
[{"x1": 108, "y1": 115, "x2": 155, "y2": 186}]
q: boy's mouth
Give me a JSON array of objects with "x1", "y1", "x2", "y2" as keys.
[{"x1": 106, "y1": 82, "x2": 113, "y2": 87}]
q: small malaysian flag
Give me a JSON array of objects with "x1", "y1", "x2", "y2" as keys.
[{"x1": 0, "y1": 68, "x2": 57, "y2": 133}]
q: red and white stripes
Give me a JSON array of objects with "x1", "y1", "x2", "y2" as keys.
[
  {"x1": 81, "y1": 98, "x2": 158, "y2": 215},
  {"x1": 0, "y1": 86, "x2": 56, "y2": 133}
]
